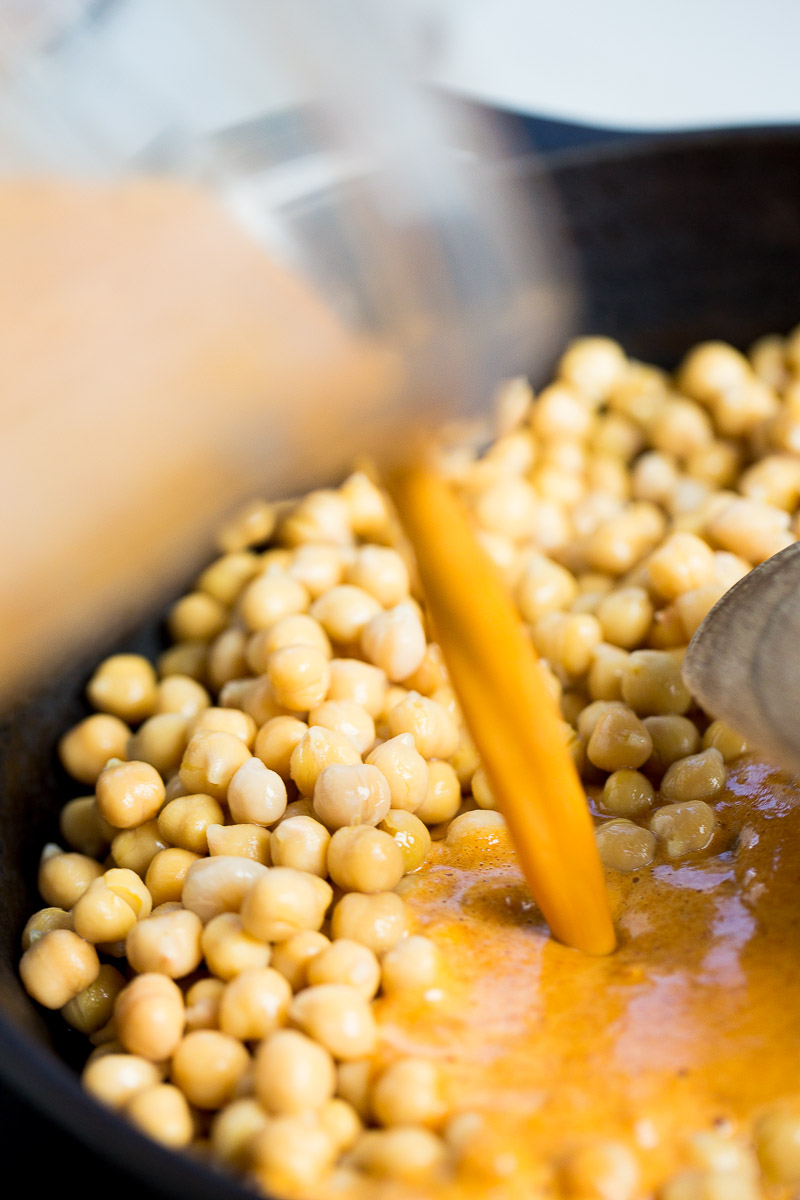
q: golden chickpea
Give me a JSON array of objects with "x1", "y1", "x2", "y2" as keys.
[
  {"x1": 111, "y1": 821, "x2": 168, "y2": 877},
  {"x1": 179, "y1": 730, "x2": 251, "y2": 800},
  {"x1": 239, "y1": 573, "x2": 309, "y2": 633},
  {"x1": 271, "y1": 931, "x2": 331, "y2": 992},
  {"x1": 361, "y1": 604, "x2": 427, "y2": 683},
  {"x1": 82, "y1": 1053, "x2": 162, "y2": 1109},
  {"x1": 171, "y1": 1029, "x2": 251, "y2": 1110},
  {"x1": 378, "y1": 810, "x2": 432, "y2": 873},
  {"x1": 180, "y1": 856, "x2": 269, "y2": 923},
  {"x1": 660, "y1": 748, "x2": 726, "y2": 803},
  {"x1": 287, "y1": 543, "x2": 345, "y2": 598},
  {"x1": 20, "y1": 928, "x2": 100, "y2": 1009},
  {"x1": 642, "y1": 715, "x2": 700, "y2": 777},
  {"x1": 72, "y1": 871, "x2": 149, "y2": 945},
  {"x1": 559, "y1": 337, "x2": 628, "y2": 402},
  {"x1": 381, "y1": 935, "x2": 441, "y2": 994},
  {"x1": 531, "y1": 611, "x2": 603, "y2": 678},
  {"x1": 145, "y1": 847, "x2": 201, "y2": 907},
  {"x1": 587, "y1": 708, "x2": 653, "y2": 772},
  {"x1": 559, "y1": 1139, "x2": 639, "y2": 1200},
  {"x1": 319, "y1": 1097, "x2": 363, "y2": 1154},
  {"x1": 386, "y1": 692, "x2": 459, "y2": 761},
  {"x1": 157, "y1": 793, "x2": 224, "y2": 854},
  {"x1": 313, "y1": 763, "x2": 391, "y2": 831},
  {"x1": 327, "y1": 658, "x2": 388, "y2": 718},
  {"x1": 126, "y1": 908, "x2": 203, "y2": 978},
  {"x1": 21, "y1": 906, "x2": 73, "y2": 951},
  {"x1": 38, "y1": 848, "x2": 103, "y2": 909},
  {"x1": 251, "y1": 1112, "x2": 337, "y2": 1195},
  {"x1": 210, "y1": 1097, "x2": 268, "y2": 1169},
  {"x1": 702, "y1": 720, "x2": 750, "y2": 761},
  {"x1": 659, "y1": 1167, "x2": 759, "y2": 1200},
  {"x1": 345, "y1": 545, "x2": 410, "y2": 607},
  {"x1": 156, "y1": 641, "x2": 207, "y2": 683},
  {"x1": 269, "y1": 815, "x2": 331, "y2": 877},
  {"x1": 290, "y1": 983, "x2": 377, "y2": 1059},
  {"x1": 59, "y1": 796, "x2": 114, "y2": 859},
  {"x1": 253, "y1": 715, "x2": 308, "y2": 781},
  {"x1": 96, "y1": 760, "x2": 165, "y2": 830},
  {"x1": 188, "y1": 706, "x2": 256, "y2": 746},
  {"x1": 445, "y1": 810, "x2": 506, "y2": 853},
  {"x1": 311, "y1": 584, "x2": 383, "y2": 646},
  {"x1": 266, "y1": 643, "x2": 331, "y2": 712},
  {"x1": 125, "y1": 1082, "x2": 194, "y2": 1148},
  {"x1": 622, "y1": 650, "x2": 692, "y2": 716},
  {"x1": 678, "y1": 340, "x2": 751, "y2": 403},
  {"x1": 168, "y1": 591, "x2": 228, "y2": 643},
  {"x1": 372, "y1": 1057, "x2": 447, "y2": 1128},
  {"x1": 327, "y1": 825, "x2": 405, "y2": 894},
  {"x1": 59, "y1": 714, "x2": 131, "y2": 785},
  {"x1": 340, "y1": 471, "x2": 392, "y2": 538},
  {"x1": 249, "y1": 615, "x2": 332, "y2": 674},
  {"x1": 280, "y1": 488, "x2": 353, "y2": 546},
  {"x1": 650, "y1": 397, "x2": 714, "y2": 459},
  {"x1": 87, "y1": 655, "x2": 157, "y2": 725},
  {"x1": 255, "y1": 1028, "x2": 336, "y2": 1114},
  {"x1": 473, "y1": 475, "x2": 539, "y2": 539},
  {"x1": 198, "y1": 550, "x2": 260, "y2": 607},
  {"x1": 602, "y1": 770, "x2": 656, "y2": 817},
  {"x1": 216, "y1": 497, "x2": 276, "y2": 553},
  {"x1": 185, "y1": 978, "x2": 225, "y2": 1031},
  {"x1": 306, "y1": 939, "x2": 381, "y2": 1000},
  {"x1": 707, "y1": 497, "x2": 792, "y2": 563},
  {"x1": 218, "y1": 967, "x2": 293, "y2": 1040},
  {"x1": 201, "y1": 912, "x2": 271, "y2": 980},
  {"x1": 415, "y1": 760, "x2": 462, "y2": 825},
  {"x1": 595, "y1": 820, "x2": 656, "y2": 872},
  {"x1": 330, "y1": 892, "x2": 408, "y2": 955},
  {"x1": 240, "y1": 867, "x2": 332, "y2": 942},
  {"x1": 631, "y1": 451, "x2": 680, "y2": 505},
  {"x1": 307, "y1": 699, "x2": 375, "y2": 755},
  {"x1": 588, "y1": 644, "x2": 630, "y2": 702},
  {"x1": 649, "y1": 800, "x2": 717, "y2": 858},
  {"x1": 115, "y1": 973, "x2": 185, "y2": 1061},
  {"x1": 351, "y1": 1126, "x2": 447, "y2": 1184},
  {"x1": 127, "y1": 713, "x2": 188, "y2": 778},
  {"x1": 207, "y1": 822, "x2": 271, "y2": 864},
  {"x1": 227, "y1": 757, "x2": 287, "y2": 827},
  {"x1": 366, "y1": 734, "x2": 429, "y2": 813},
  {"x1": 596, "y1": 587, "x2": 653, "y2": 649},
  {"x1": 289, "y1": 725, "x2": 362, "y2": 796}
]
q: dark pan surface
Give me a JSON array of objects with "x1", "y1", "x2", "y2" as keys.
[{"x1": 2, "y1": 126, "x2": 800, "y2": 1196}]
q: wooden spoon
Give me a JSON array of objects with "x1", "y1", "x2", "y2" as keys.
[{"x1": 682, "y1": 541, "x2": 800, "y2": 776}]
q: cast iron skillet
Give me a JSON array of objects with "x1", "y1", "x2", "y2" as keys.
[{"x1": 2, "y1": 126, "x2": 800, "y2": 1196}]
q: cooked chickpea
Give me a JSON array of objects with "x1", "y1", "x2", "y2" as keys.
[
  {"x1": 255, "y1": 1028, "x2": 336, "y2": 1114},
  {"x1": 596, "y1": 587, "x2": 653, "y2": 649},
  {"x1": 227, "y1": 757, "x2": 287, "y2": 827},
  {"x1": 82, "y1": 1052, "x2": 162, "y2": 1109},
  {"x1": 207, "y1": 822, "x2": 271, "y2": 863},
  {"x1": 446, "y1": 810, "x2": 506, "y2": 853},
  {"x1": 352, "y1": 1126, "x2": 447, "y2": 1184},
  {"x1": 248, "y1": 615, "x2": 332, "y2": 675},
  {"x1": 87, "y1": 654, "x2": 157, "y2": 725},
  {"x1": 20, "y1": 928, "x2": 100, "y2": 1009},
  {"x1": 588, "y1": 644, "x2": 630, "y2": 702},
  {"x1": 307, "y1": 699, "x2": 375, "y2": 755},
  {"x1": 266, "y1": 642, "x2": 331, "y2": 712},
  {"x1": 125, "y1": 1082, "x2": 194, "y2": 1148},
  {"x1": 650, "y1": 800, "x2": 716, "y2": 858},
  {"x1": 239, "y1": 573, "x2": 309, "y2": 633},
  {"x1": 280, "y1": 487, "x2": 353, "y2": 545},
  {"x1": 96, "y1": 760, "x2": 165, "y2": 831},
  {"x1": 254, "y1": 715, "x2": 308, "y2": 781},
  {"x1": 179, "y1": 730, "x2": 251, "y2": 800},
  {"x1": 127, "y1": 713, "x2": 188, "y2": 778},
  {"x1": 60, "y1": 796, "x2": 114, "y2": 859},
  {"x1": 156, "y1": 792, "x2": 224, "y2": 854},
  {"x1": 144, "y1": 847, "x2": 200, "y2": 907},
  {"x1": 631, "y1": 451, "x2": 679, "y2": 504},
  {"x1": 240, "y1": 867, "x2": 332, "y2": 942},
  {"x1": 189, "y1": 706, "x2": 257, "y2": 746},
  {"x1": 660, "y1": 748, "x2": 726, "y2": 803},
  {"x1": 218, "y1": 966, "x2": 292, "y2": 1040},
  {"x1": 330, "y1": 891, "x2": 408, "y2": 954},
  {"x1": 156, "y1": 641, "x2": 207, "y2": 683},
  {"x1": 413, "y1": 761, "x2": 464, "y2": 826},
  {"x1": 289, "y1": 725, "x2": 362, "y2": 796},
  {"x1": 327, "y1": 657, "x2": 388, "y2": 718},
  {"x1": 181, "y1": 855, "x2": 268, "y2": 923},
  {"x1": 310, "y1": 584, "x2": 383, "y2": 646},
  {"x1": 381, "y1": 935, "x2": 441, "y2": 994},
  {"x1": 602, "y1": 769, "x2": 656, "y2": 817},
  {"x1": 21, "y1": 906, "x2": 73, "y2": 950},
  {"x1": 286, "y1": 543, "x2": 345, "y2": 599},
  {"x1": 372, "y1": 1057, "x2": 447, "y2": 1128},
  {"x1": 622, "y1": 650, "x2": 692, "y2": 716},
  {"x1": 197, "y1": 549, "x2": 260, "y2": 607},
  {"x1": 126, "y1": 908, "x2": 203, "y2": 978},
  {"x1": 473, "y1": 475, "x2": 539, "y2": 539},
  {"x1": 59, "y1": 714, "x2": 131, "y2": 785},
  {"x1": 754, "y1": 1105, "x2": 800, "y2": 1183},
  {"x1": 558, "y1": 336, "x2": 628, "y2": 402},
  {"x1": 38, "y1": 848, "x2": 104, "y2": 909},
  {"x1": 642, "y1": 715, "x2": 701, "y2": 777},
  {"x1": 313, "y1": 763, "x2": 391, "y2": 831},
  {"x1": 595, "y1": 820, "x2": 656, "y2": 872},
  {"x1": 216, "y1": 497, "x2": 275, "y2": 553},
  {"x1": 168, "y1": 591, "x2": 228, "y2": 643},
  {"x1": 702, "y1": 720, "x2": 750, "y2": 761},
  {"x1": 115, "y1": 973, "x2": 185, "y2": 1060},
  {"x1": 344, "y1": 544, "x2": 410, "y2": 607},
  {"x1": 73, "y1": 868, "x2": 151, "y2": 944},
  {"x1": 559, "y1": 1139, "x2": 639, "y2": 1200},
  {"x1": 271, "y1": 931, "x2": 331, "y2": 991},
  {"x1": 111, "y1": 821, "x2": 168, "y2": 877},
  {"x1": 290, "y1": 983, "x2": 377, "y2": 1059},
  {"x1": 201, "y1": 912, "x2": 271, "y2": 980},
  {"x1": 360, "y1": 603, "x2": 427, "y2": 684},
  {"x1": 707, "y1": 497, "x2": 791, "y2": 563},
  {"x1": 185, "y1": 977, "x2": 225, "y2": 1030},
  {"x1": 171, "y1": 1029, "x2": 251, "y2": 1109},
  {"x1": 379, "y1": 809, "x2": 432, "y2": 873},
  {"x1": 270, "y1": 815, "x2": 331, "y2": 876},
  {"x1": 251, "y1": 1112, "x2": 337, "y2": 1195},
  {"x1": 306, "y1": 939, "x2": 381, "y2": 999},
  {"x1": 210, "y1": 1097, "x2": 268, "y2": 1168},
  {"x1": 587, "y1": 707, "x2": 653, "y2": 772},
  {"x1": 365, "y1": 734, "x2": 429, "y2": 813},
  {"x1": 327, "y1": 825, "x2": 405, "y2": 894}
]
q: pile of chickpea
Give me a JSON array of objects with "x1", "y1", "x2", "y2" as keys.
[{"x1": 18, "y1": 329, "x2": 800, "y2": 1199}]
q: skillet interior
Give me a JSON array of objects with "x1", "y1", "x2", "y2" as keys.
[{"x1": 2, "y1": 126, "x2": 800, "y2": 1197}]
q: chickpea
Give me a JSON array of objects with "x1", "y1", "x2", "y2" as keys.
[
  {"x1": 365, "y1": 733, "x2": 429, "y2": 813},
  {"x1": 250, "y1": 1112, "x2": 337, "y2": 1195},
  {"x1": 232, "y1": 676, "x2": 285, "y2": 727},
  {"x1": 445, "y1": 810, "x2": 506, "y2": 853},
  {"x1": 96, "y1": 760, "x2": 165, "y2": 831},
  {"x1": 631, "y1": 451, "x2": 679, "y2": 505},
  {"x1": 21, "y1": 906, "x2": 73, "y2": 951},
  {"x1": 378, "y1": 809, "x2": 431, "y2": 873},
  {"x1": 289, "y1": 725, "x2": 362, "y2": 796},
  {"x1": 344, "y1": 544, "x2": 409, "y2": 606},
  {"x1": 207, "y1": 822, "x2": 271, "y2": 864},
  {"x1": 327, "y1": 658, "x2": 387, "y2": 719},
  {"x1": 385, "y1": 691, "x2": 459, "y2": 761},
  {"x1": 20, "y1": 928, "x2": 100, "y2": 1009},
  {"x1": 360, "y1": 604, "x2": 427, "y2": 684},
  {"x1": 271, "y1": 930, "x2": 331, "y2": 992},
  {"x1": 313, "y1": 763, "x2": 391, "y2": 831},
  {"x1": 127, "y1": 714, "x2": 188, "y2": 778},
  {"x1": 587, "y1": 707, "x2": 653, "y2": 772},
  {"x1": 253, "y1": 715, "x2": 308, "y2": 781},
  {"x1": 60, "y1": 796, "x2": 114, "y2": 859},
  {"x1": 111, "y1": 821, "x2": 168, "y2": 877},
  {"x1": 372, "y1": 1057, "x2": 447, "y2": 1129},
  {"x1": 307, "y1": 699, "x2": 375, "y2": 755},
  {"x1": 82, "y1": 1053, "x2": 162, "y2": 1109},
  {"x1": 87, "y1": 655, "x2": 157, "y2": 725},
  {"x1": 531, "y1": 611, "x2": 604, "y2": 678},
  {"x1": 381, "y1": 935, "x2": 441, "y2": 994},
  {"x1": 595, "y1": 820, "x2": 656, "y2": 872},
  {"x1": 185, "y1": 977, "x2": 225, "y2": 1031},
  {"x1": 596, "y1": 587, "x2": 653, "y2": 649},
  {"x1": 588, "y1": 644, "x2": 630, "y2": 702},
  {"x1": 226, "y1": 757, "x2": 287, "y2": 828},
  {"x1": 270, "y1": 815, "x2": 331, "y2": 877},
  {"x1": 659, "y1": 1167, "x2": 759, "y2": 1200},
  {"x1": 73, "y1": 868, "x2": 151, "y2": 945},
  {"x1": 602, "y1": 770, "x2": 656, "y2": 817},
  {"x1": 210, "y1": 1097, "x2": 268, "y2": 1168},
  {"x1": 201, "y1": 912, "x2": 271, "y2": 980},
  {"x1": 218, "y1": 966, "x2": 293, "y2": 1040},
  {"x1": 649, "y1": 800, "x2": 716, "y2": 858},
  {"x1": 179, "y1": 730, "x2": 251, "y2": 800},
  {"x1": 168, "y1": 591, "x2": 228, "y2": 643},
  {"x1": 145, "y1": 848, "x2": 201, "y2": 907},
  {"x1": 180, "y1": 855, "x2": 269, "y2": 924},
  {"x1": 188, "y1": 706, "x2": 256, "y2": 746},
  {"x1": 266, "y1": 642, "x2": 331, "y2": 712},
  {"x1": 38, "y1": 848, "x2": 103, "y2": 909},
  {"x1": 340, "y1": 471, "x2": 392, "y2": 538},
  {"x1": 255, "y1": 1028, "x2": 336, "y2": 1114},
  {"x1": 286, "y1": 544, "x2": 345, "y2": 599},
  {"x1": 171, "y1": 1029, "x2": 251, "y2": 1110},
  {"x1": 642, "y1": 715, "x2": 701, "y2": 777},
  {"x1": 280, "y1": 487, "x2": 353, "y2": 546},
  {"x1": 327, "y1": 825, "x2": 405, "y2": 894},
  {"x1": 622, "y1": 650, "x2": 692, "y2": 716},
  {"x1": 59, "y1": 714, "x2": 131, "y2": 785},
  {"x1": 306, "y1": 939, "x2": 381, "y2": 999},
  {"x1": 559, "y1": 1139, "x2": 639, "y2": 1200},
  {"x1": 156, "y1": 793, "x2": 223, "y2": 854},
  {"x1": 558, "y1": 336, "x2": 628, "y2": 402},
  {"x1": 216, "y1": 497, "x2": 275, "y2": 553},
  {"x1": 412, "y1": 761, "x2": 460, "y2": 827},
  {"x1": 311, "y1": 585, "x2": 383, "y2": 646},
  {"x1": 125, "y1": 1082, "x2": 194, "y2": 1148},
  {"x1": 290, "y1": 983, "x2": 377, "y2": 1059},
  {"x1": 239, "y1": 573, "x2": 309, "y2": 633},
  {"x1": 702, "y1": 720, "x2": 750, "y2": 761},
  {"x1": 660, "y1": 748, "x2": 726, "y2": 803},
  {"x1": 675, "y1": 583, "x2": 727, "y2": 640},
  {"x1": 319, "y1": 1097, "x2": 363, "y2": 1153},
  {"x1": 126, "y1": 908, "x2": 203, "y2": 978},
  {"x1": 240, "y1": 867, "x2": 332, "y2": 942},
  {"x1": 473, "y1": 475, "x2": 539, "y2": 539},
  {"x1": 707, "y1": 497, "x2": 792, "y2": 563},
  {"x1": 351, "y1": 1126, "x2": 447, "y2": 1184},
  {"x1": 330, "y1": 891, "x2": 408, "y2": 955},
  {"x1": 156, "y1": 641, "x2": 207, "y2": 683},
  {"x1": 115, "y1": 973, "x2": 185, "y2": 1061}
]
